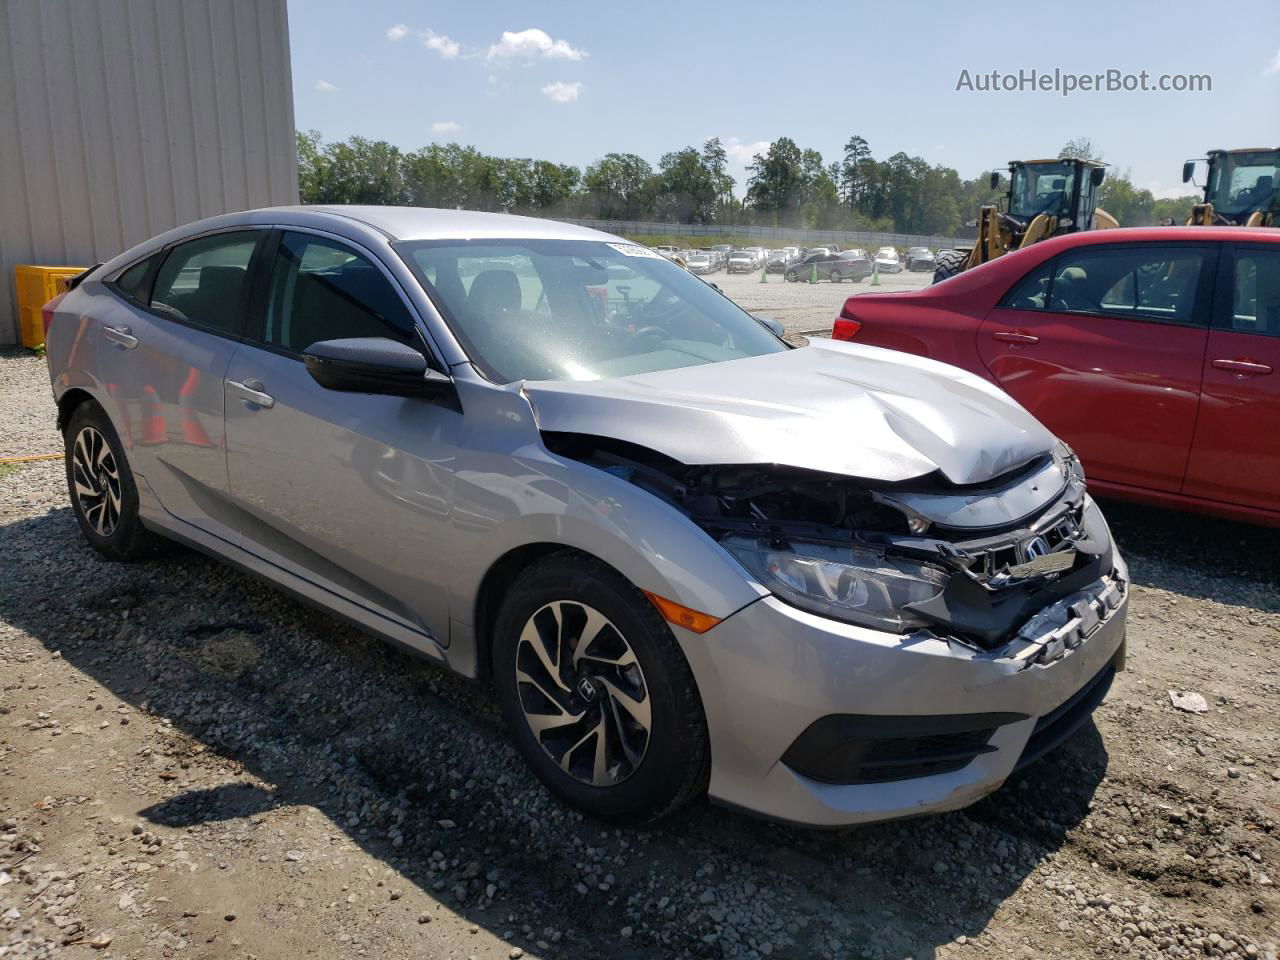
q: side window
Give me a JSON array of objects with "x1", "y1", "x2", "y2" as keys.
[
  {"x1": 262, "y1": 233, "x2": 417, "y2": 353},
  {"x1": 150, "y1": 232, "x2": 260, "y2": 334},
  {"x1": 112, "y1": 254, "x2": 160, "y2": 304},
  {"x1": 1000, "y1": 260, "x2": 1054, "y2": 310},
  {"x1": 1045, "y1": 246, "x2": 1207, "y2": 323},
  {"x1": 1227, "y1": 248, "x2": 1280, "y2": 336}
]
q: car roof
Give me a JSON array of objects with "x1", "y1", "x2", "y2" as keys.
[
  {"x1": 1029, "y1": 225, "x2": 1279, "y2": 252},
  {"x1": 256, "y1": 205, "x2": 620, "y2": 243}
]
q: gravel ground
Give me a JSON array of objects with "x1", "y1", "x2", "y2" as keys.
[
  {"x1": 1, "y1": 340, "x2": 1278, "y2": 960},
  {"x1": 708, "y1": 267, "x2": 934, "y2": 340}
]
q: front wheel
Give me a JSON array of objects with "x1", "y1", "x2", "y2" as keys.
[
  {"x1": 785, "y1": 271, "x2": 797, "y2": 282},
  {"x1": 492, "y1": 553, "x2": 710, "y2": 823},
  {"x1": 933, "y1": 248, "x2": 968, "y2": 284},
  {"x1": 830, "y1": 271, "x2": 842, "y2": 283}
]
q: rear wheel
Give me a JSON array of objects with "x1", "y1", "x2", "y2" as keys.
[
  {"x1": 492, "y1": 552, "x2": 710, "y2": 823},
  {"x1": 64, "y1": 400, "x2": 164, "y2": 560},
  {"x1": 785, "y1": 270, "x2": 797, "y2": 282},
  {"x1": 932, "y1": 248, "x2": 969, "y2": 284},
  {"x1": 830, "y1": 270, "x2": 842, "y2": 283}
]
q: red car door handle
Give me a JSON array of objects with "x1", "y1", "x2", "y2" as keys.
[
  {"x1": 992, "y1": 331, "x2": 1040, "y2": 345},
  {"x1": 1211, "y1": 359, "x2": 1273, "y2": 375}
]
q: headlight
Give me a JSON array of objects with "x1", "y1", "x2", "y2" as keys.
[
  {"x1": 722, "y1": 535, "x2": 949, "y2": 632},
  {"x1": 1054, "y1": 442, "x2": 1086, "y2": 485}
]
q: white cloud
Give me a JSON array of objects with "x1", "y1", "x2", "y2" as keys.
[
  {"x1": 540, "y1": 80, "x2": 581, "y2": 103},
  {"x1": 431, "y1": 120, "x2": 461, "y2": 134},
  {"x1": 723, "y1": 137, "x2": 771, "y2": 164},
  {"x1": 1146, "y1": 180, "x2": 1198, "y2": 200},
  {"x1": 488, "y1": 28, "x2": 586, "y2": 62},
  {"x1": 386, "y1": 23, "x2": 409, "y2": 41},
  {"x1": 1265, "y1": 48, "x2": 1280, "y2": 76},
  {"x1": 314, "y1": 79, "x2": 338, "y2": 93},
  {"x1": 421, "y1": 28, "x2": 460, "y2": 59}
]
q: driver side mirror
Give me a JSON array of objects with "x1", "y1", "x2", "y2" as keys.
[
  {"x1": 755, "y1": 316, "x2": 785, "y2": 339},
  {"x1": 1090, "y1": 167, "x2": 1106, "y2": 187},
  {"x1": 303, "y1": 337, "x2": 454, "y2": 399},
  {"x1": 989, "y1": 171, "x2": 1001, "y2": 190},
  {"x1": 1182, "y1": 160, "x2": 1195, "y2": 184}
]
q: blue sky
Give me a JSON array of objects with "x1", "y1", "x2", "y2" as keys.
[{"x1": 288, "y1": 0, "x2": 1280, "y2": 199}]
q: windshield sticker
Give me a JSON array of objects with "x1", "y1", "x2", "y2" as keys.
[{"x1": 606, "y1": 242, "x2": 663, "y2": 259}]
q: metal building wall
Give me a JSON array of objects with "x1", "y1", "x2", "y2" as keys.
[{"x1": 0, "y1": 0, "x2": 299, "y2": 344}]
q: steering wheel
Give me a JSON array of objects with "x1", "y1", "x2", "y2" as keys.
[{"x1": 628, "y1": 325, "x2": 671, "y2": 344}]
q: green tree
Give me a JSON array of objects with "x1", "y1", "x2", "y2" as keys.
[
  {"x1": 745, "y1": 137, "x2": 806, "y2": 224},
  {"x1": 582, "y1": 153, "x2": 654, "y2": 219}
]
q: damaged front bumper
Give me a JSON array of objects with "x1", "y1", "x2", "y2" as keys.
[{"x1": 676, "y1": 550, "x2": 1128, "y2": 827}]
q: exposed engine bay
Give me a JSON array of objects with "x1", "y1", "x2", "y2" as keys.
[{"x1": 544, "y1": 432, "x2": 1124, "y2": 655}]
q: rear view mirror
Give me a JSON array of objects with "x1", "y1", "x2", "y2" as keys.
[
  {"x1": 303, "y1": 337, "x2": 451, "y2": 398},
  {"x1": 1090, "y1": 167, "x2": 1106, "y2": 187},
  {"x1": 989, "y1": 171, "x2": 1001, "y2": 190},
  {"x1": 1182, "y1": 160, "x2": 1195, "y2": 184}
]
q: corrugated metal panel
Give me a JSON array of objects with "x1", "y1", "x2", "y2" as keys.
[{"x1": 0, "y1": 0, "x2": 298, "y2": 344}]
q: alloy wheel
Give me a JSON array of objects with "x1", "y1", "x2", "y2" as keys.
[
  {"x1": 514, "y1": 600, "x2": 651, "y2": 786},
  {"x1": 71, "y1": 426, "x2": 122, "y2": 537}
]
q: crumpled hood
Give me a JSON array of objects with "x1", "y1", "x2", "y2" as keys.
[{"x1": 523, "y1": 338, "x2": 1056, "y2": 485}]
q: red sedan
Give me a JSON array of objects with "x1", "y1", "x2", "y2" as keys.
[{"x1": 831, "y1": 227, "x2": 1280, "y2": 526}]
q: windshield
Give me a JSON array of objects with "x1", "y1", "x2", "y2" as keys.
[
  {"x1": 398, "y1": 239, "x2": 786, "y2": 384},
  {"x1": 1206, "y1": 151, "x2": 1279, "y2": 216},
  {"x1": 1009, "y1": 162, "x2": 1075, "y2": 220}
]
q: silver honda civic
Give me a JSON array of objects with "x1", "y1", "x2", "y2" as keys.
[{"x1": 44, "y1": 206, "x2": 1127, "y2": 826}]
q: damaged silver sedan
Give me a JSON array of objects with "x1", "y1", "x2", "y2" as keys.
[{"x1": 45, "y1": 206, "x2": 1127, "y2": 826}]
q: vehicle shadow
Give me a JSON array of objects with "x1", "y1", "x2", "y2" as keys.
[
  {"x1": 0, "y1": 504, "x2": 1109, "y2": 960},
  {"x1": 1098, "y1": 497, "x2": 1280, "y2": 612}
]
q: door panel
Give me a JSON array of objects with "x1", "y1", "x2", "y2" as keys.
[
  {"x1": 223, "y1": 346, "x2": 459, "y2": 639},
  {"x1": 979, "y1": 307, "x2": 1206, "y2": 491},
  {"x1": 979, "y1": 244, "x2": 1213, "y2": 493},
  {"x1": 223, "y1": 230, "x2": 460, "y2": 643},
  {"x1": 1183, "y1": 245, "x2": 1280, "y2": 512},
  {"x1": 94, "y1": 301, "x2": 241, "y2": 539}
]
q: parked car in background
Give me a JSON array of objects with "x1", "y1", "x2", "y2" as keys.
[
  {"x1": 786, "y1": 249, "x2": 872, "y2": 283},
  {"x1": 743, "y1": 246, "x2": 767, "y2": 267},
  {"x1": 765, "y1": 250, "x2": 790, "y2": 273},
  {"x1": 727, "y1": 250, "x2": 756, "y2": 273},
  {"x1": 784, "y1": 246, "x2": 803, "y2": 263},
  {"x1": 654, "y1": 245, "x2": 680, "y2": 259},
  {"x1": 686, "y1": 252, "x2": 716, "y2": 275},
  {"x1": 709, "y1": 244, "x2": 733, "y2": 262},
  {"x1": 874, "y1": 248, "x2": 903, "y2": 273},
  {"x1": 831, "y1": 226, "x2": 1280, "y2": 526},
  {"x1": 905, "y1": 246, "x2": 936, "y2": 272},
  {"x1": 43, "y1": 205, "x2": 1130, "y2": 827},
  {"x1": 805, "y1": 247, "x2": 834, "y2": 259}
]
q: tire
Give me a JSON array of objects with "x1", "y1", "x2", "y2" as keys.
[
  {"x1": 64, "y1": 399, "x2": 165, "y2": 560},
  {"x1": 830, "y1": 270, "x2": 842, "y2": 283},
  {"x1": 492, "y1": 552, "x2": 710, "y2": 823},
  {"x1": 785, "y1": 271, "x2": 797, "y2": 282},
  {"x1": 932, "y1": 248, "x2": 969, "y2": 284}
]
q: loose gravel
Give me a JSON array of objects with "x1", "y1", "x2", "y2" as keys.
[{"x1": 1, "y1": 341, "x2": 1277, "y2": 960}]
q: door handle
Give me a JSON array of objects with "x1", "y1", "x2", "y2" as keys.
[
  {"x1": 226, "y1": 378, "x2": 276, "y2": 408},
  {"x1": 102, "y1": 325, "x2": 138, "y2": 349},
  {"x1": 1211, "y1": 358, "x2": 1272, "y2": 376},
  {"x1": 992, "y1": 331, "x2": 1040, "y2": 345}
]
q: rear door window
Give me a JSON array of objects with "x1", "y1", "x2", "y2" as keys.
[
  {"x1": 150, "y1": 231, "x2": 261, "y2": 335},
  {"x1": 1224, "y1": 247, "x2": 1280, "y2": 336},
  {"x1": 1044, "y1": 245, "x2": 1210, "y2": 324}
]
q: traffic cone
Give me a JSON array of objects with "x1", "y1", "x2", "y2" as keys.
[
  {"x1": 760, "y1": 266, "x2": 768, "y2": 283},
  {"x1": 178, "y1": 367, "x2": 213, "y2": 447},
  {"x1": 139, "y1": 385, "x2": 166, "y2": 446},
  {"x1": 809, "y1": 264, "x2": 818, "y2": 284},
  {"x1": 871, "y1": 263, "x2": 881, "y2": 286}
]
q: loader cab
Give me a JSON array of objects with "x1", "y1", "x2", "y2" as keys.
[
  {"x1": 1190, "y1": 148, "x2": 1280, "y2": 224},
  {"x1": 1004, "y1": 159, "x2": 1106, "y2": 232}
]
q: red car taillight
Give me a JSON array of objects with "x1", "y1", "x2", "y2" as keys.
[
  {"x1": 42, "y1": 292, "x2": 68, "y2": 337},
  {"x1": 832, "y1": 301, "x2": 862, "y2": 340}
]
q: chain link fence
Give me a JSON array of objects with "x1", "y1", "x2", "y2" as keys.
[{"x1": 553, "y1": 218, "x2": 966, "y2": 250}]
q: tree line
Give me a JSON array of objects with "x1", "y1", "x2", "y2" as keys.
[{"x1": 297, "y1": 130, "x2": 1199, "y2": 236}]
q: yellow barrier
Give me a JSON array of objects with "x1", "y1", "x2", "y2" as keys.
[{"x1": 14, "y1": 265, "x2": 85, "y2": 348}]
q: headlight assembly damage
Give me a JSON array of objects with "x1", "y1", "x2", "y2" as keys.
[{"x1": 545, "y1": 433, "x2": 1116, "y2": 649}]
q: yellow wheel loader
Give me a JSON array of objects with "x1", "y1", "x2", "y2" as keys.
[
  {"x1": 933, "y1": 158, "x2": 1118, "y2": 283},
  {"x1": 1182, "y1": 148, "x2": 1279, "y2": 227}
]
